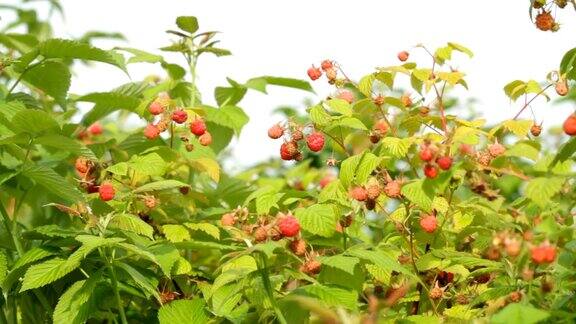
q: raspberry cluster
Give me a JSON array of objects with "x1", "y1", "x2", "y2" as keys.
[
  {"x1": 418, "y1": 142, "x2": 453, "y2": 179},
  {"x1": 268, "y1": 122, "x2": 326, "y2": 161}
]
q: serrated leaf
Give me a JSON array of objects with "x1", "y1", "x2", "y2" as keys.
[
  {"x1": 294, "y1": 204, "x2": 337, "y2": 237},
  {"x1": 491, "y1": 303, "x2": 549, "y2": 324},
  {"x1": 185, "y1": 223, "x2": 220, "y2": 240},
  {"x1": 320, "y1": 255, "x2": 359, "y2": 275},
  {"x1": 524, "y1": 177, "x2": 565, "y2": 208},
  {"x1": 110, "y1": 214, "x2": 154, "y2": 239},
  {"x1": 134, "y1": 179, "x2": 190, "y2": 193},
  {"x1": 358, "y1": 74, "x2": 376, "y2": 97},
  {"x1": 53, "y1": 274, "x2": 100, "y2": 324},
  {"x1": 22, "y1": 164, "x2": 84, "y2": 203},
  {"x1": 295, "y1": 285, "x2": 358, "y2": 311},
  {"x1": 401, "y1": 180, "x2": 434, "y2": 212},
  {"x1": 203, "y1": 105, "x2": 248, "y2": 136},
  {"x1": 36, "y1": 135, "x2": 96, "y2": 160},
  {"x1": 22, "y1": 61, "x2": 70, "y2": 106},
  {"x1": 309, "y1": 104, "x2": 332, "y2": 126},
  {"x1": 255, "y1": 192, "x2": 284, "y2": 214},
  {"x1": 162, "y1": 225, "x2": 191, "y2": 243},
  {"x1": 380, "y1": 137, "x2": 414, "y2": 158},
  {"x1": 176, "y1": 16, "x2": 199, "y2": 34},
  {"x1": 39, "y1": 39, "x2": 126, "y2": 72},
  {"x1": 448, "y1": 42, "x2": 474, "y2": 57},
  {"x1": 158, "y1": 299, "x2": 210, "y2": 324},
  {"x1": 12, "y1": 109, "x2": 59, "y2": 135},
  {"x1": 115, "y1": 262, "x2": 160, "y2": 302},
  {"x1": 325, "y1": 99, "x2": 352, "y2": 116},
  {"x1": 189, "y1": 158, "x2": 220, "y2": 182}
]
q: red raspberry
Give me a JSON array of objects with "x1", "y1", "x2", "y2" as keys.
[
  {"x1": 268, "y1": 123, "x2": 284, "y2": 139},
  {"x1": 278, "y1": 214, "x2": 300, "y2": 237},
  {"x1": 280, "y1": 141, "x2": 298, "y2": 160},
  {"x1": 531, "y1": 242, "x2": 556, "y2": 264},
  {"x1": 563, "y1": 113, "x2": 576, "y2": 136},
  {"x1": 337, "y1": 90, "x2": 355, "y2": 104},
  {"x1": 384, "y1": 180, "x2": 402, "y2": 198},
  {"x1": 319, "y1": 175, "x2": 335, "y2": 189},
  {"x1": 397, "y1": 51, "x2": 409, "y2": 62},
  {"x1": 535, "y1": 11, "x2": 554, "y2": 31},
  {"x1": 320, "y1": 59, "x2": 333, "y2": 71},
  {"x1": 419, "y1": 148, "x2": 434, "y2": 162},
  {"x1": 144, "y1": 124, "x2": 160, "y2": 140},
  {"x1": 307, "y1": 65, "x2": 322, "y2": 81},
  {"x1": 373, "y1": 119, "x2": 389, "y2": 134},
  {"x1": 171, "y1": 109, "x2": 188, "y2": 124},
  {"x1": 349, "y1": 186, "x2": 368, "y2": 202},
  {"x1": 459, "y1": 144, "x2": 474, "y2": 156},
  {"x1": 88, "y1": 122, "x2": 103, "y2": 135},
  {"x1": 75, "y1": 157, "x2": 91, "y2": 174},
  {"x1": 220, "y1": 213, "x2": 236, "y2": 226},
  {"x1": 530, "y1": 123, "x2": 542, "y2": 137},
  {"x1": 190, "y1": 118, "x2": 207, "y2": 136},
  {"x1": 436, "y1": 156, "x2": 453, "y2": 170},
  {"x1": 149, "y1": 101, "x2": 164, "y2": 115},
  {"x1": 420, "y1": 214, "x2": 437, "y2": 233},
  {"x1": 488, "y1": 141, "x2": 506, "y2": 157},
  {"x1": 306, "y1": 132, "x2": 325, "y2": 152},
  {"x1": 199, "y1": 132, "x2": 212, "y2": 146},
  {"x1": 423, "y1": 164, "x2": 438, "y2": 179},
  {"x1": 98, "y1": 183, "x2": 115, "y2": 201}
]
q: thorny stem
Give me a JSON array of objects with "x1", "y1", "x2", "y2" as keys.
[{"x1": 512, "y1": 84, "x2": 553, "y2": 120}]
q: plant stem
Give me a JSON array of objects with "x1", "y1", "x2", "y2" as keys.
[
  {"x1": 257, "y1": 253, "x2": 287, "y2": 324},
  {"x1": 0, "y1": 199, "x2": 24, "y2": 256},
  {"x1": 342, "y1": 228, "x2": 347, "y2": 250},
  {"x1": 512, "y1": 84, "x2": 553, "y2": 120},
  {"x1": 108, "y1": 263, "x2": 128, "y2": 324},
  {"x1": 7, "y1": 59, "x2": 46, "y2": 96}
]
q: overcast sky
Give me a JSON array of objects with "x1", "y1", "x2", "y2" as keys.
[{"x1": 4, "y1": 0, "x2": 575, "y2": 169}]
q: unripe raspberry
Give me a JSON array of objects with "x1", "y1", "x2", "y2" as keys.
[
  {"x1": 320, "y1": 59, "x2": 333, "y2": 71},
  {"x1": 185, "y1": 143, "x2": 194, "y2": 152},
  {"x1": 144, "y1": 124, "x2": 160, "y2": 140},
  {"x1": 325, "y1": 68, "x2": 337, "y2": 82},
  {"x1": 400, "y1": 94, "x2": 412, "y2": 107},
  {"x1": 455, "y1": 294, "x2": 469, "y2": 305},
  {"x1": 563, "y1": 113, "x2": 576, "y2": 136},
  {"x1": 98, "y1": 183, "x2": 115, "y2": 201},
  {"x1": 326, "y1": 158, "x2": 337, "y2": 167},
  {"x1": 555, "y1": 79, "x2": 569, "y2": 96},
  {"x1": 149, "y1": 101, "x2": 164, "y2": 115},
  {"x1": 280, "y1": 141, "x2": 298, "y2": 160},
  {"x1": 373, "y1": 95, "x2": 385, "y2": 106},
  {"x1": 75, "y1": 157, "x2": 91, "y2": 174},
  {"x1": 349, "y1": 186, "x2": 368, "y2": 202},
  {"x1": 365, "y1": 178, "x2": 381, "y2": 200},
  {"x1": 397, "y1": 51, "x2": 409, "y2": 62},
  {"x1": 373, "y1": 119, "x2": 389, "y2": 134},
  {"x1": 535, "y1": 11, "x2": 554, "y2": 31},
  {"x1": 365, "y1": 199, "x2": 376, "y2": 210},
  {"x1": 459, "y1": 143, "x2": 475, "y2": 156},
  {"x1": 429, "y1": 282, "x2": 443, "y2": 300},
  {"x1": 268, "y1": 124, "x2": 284, "y2": 139},
  {"x1": 436, "y1": 156, "x2": 453, "y2": 170},
  {"x1": 190, "y1": 118, "x2": 207, "y2": 136},
  {"x1": 488, "y1": 141, "x2": 506, "y2": 157},
  {"x1": 319, "y1": 175, "x2": 335, "y2": 189},
  {"x1": 220, "y1": 213, "x2": 236, "y2": 226},
  {"x1": 531, "y1": 242, "x2": 556, "y2": 264},
  {"x1": 521, "y1": 268, "x2": 534, "y2": 281},
  {"x1": 530, "y1": 123, "x2": 542, "y2": 137},
  {"x1": 384, "y1": 180, "x2": 402, "y2": 198},
  {"x1": 423, "y1": 164, "x2": 438, "y2": 179},
  {"x1": 508, "y1": 291, "x2": 522, "y2": 303},
  {"x1": 143, "y1": 196, "x2": 158, "y2": 209},
  {"x1": 339, "y1": 213, "x2": 354, "y2": 228},
  {"x1": 278, "y1": 214, "x2": 300, "y2": 237},
  {"x1": 88, "y1": 122, "x2": 103, "y2": 135},
  {"x1": 306, "y1": 132, "x2": 325, "y2": 152},
  {"x1": 419, "y1": 106, "x2": 430, "y2": 116},
  {"x1": 156, "y1": 119, "x2": 170, "y2": 132},
  {"x1": 179, "y1": 186, "x2": 190, "y2": 195},
  {"x1": 300, "y1": 259, "x2": 321, "y2": 275},
  {"x1": 337, "y1": 90, "x2": 355, "y2": 104},
  {"x1": 477, "y1": 151, "x2": 493, "y2": 166},
  {"x1": 420, "y1": 214, "x2": 437, "y2": 233},
  {"x1": 307, "y1": 65, "x2": 322, "y2": 81},
  {"x1": 369, "y1": 132, "x2": 381, "y2": 144},
  {"x1": 171, "y1": 109, "x2": 188, "y2": 124},
  {"x1": 291, "y1": 129, "x2": 304, "y2": 141},
  {"x1": 254, "y1": 226, "x2": 268, "y2": 242},
  {"x1": 419, "y1": 147, "x2": 434, "y2": 162},
  {"x1": 290, "y1": 239, "x2": 307, "y2": 256},
  {"x1": 199, "y1": 132, "x2": 212, "y2": 146}
]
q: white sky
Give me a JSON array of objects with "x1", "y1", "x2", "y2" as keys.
[{"x1": 4, "y1": 1, "x2": 576, "y2": 169}]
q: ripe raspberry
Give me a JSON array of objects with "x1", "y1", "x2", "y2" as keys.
[
  {"x1": 267, "y1": 124, "x2": 284, "y2": 140},
  {"x1": 365, "y1": 178, "x2": 381, "y2": 200},
  {"x1": 75, "y1": 157, "x2": 91, "y2": 174},
  {"x1": 320, "y1": 59, "x2": 333, "y2": 71},
  {"x1": 98, "y1": 183, "x2": 115, "y2": 201},
  {"x1": 337, "y1": 90, "x2": 355, "y2": 104},
  {"x1": 190, "y1": 118, "x2": 207, "y2": 136},
  {"x1": 143, "y1": 196, "x2": 158, "y2": 209},
  {"x1": 290, "y1": 239, "x2": 307, "y2": 256},
  {"x1": 349, "y1": 186, "x2": 368, "y2": 202},
  {"x1": 531, "y1": 242, "x2": 556, "y2": 264},
  {"x1": 144, "y1": 124, "x2": 160, "y2": 140},
  {"x1": 278, "y1": 214, "x2": 300, "y2": 237},
  {"x1": 306, "y1": 132, "x2": 325, "y2": 152},
  {"x1": 555, "y1": 80, "x2": 569, "y2": 96},
  {"x1": 149, "y1": 101, "x2": 164, "y2": 115},
  {"x1": 509, "y1": 291, "x2": 522, "y2": 303},
  {"x1": 530, "y1": 123, "x2": 542, "y2": 137},
  {"x1": 319, "y1": 175, "x2": 335, "y2": 189},
  {"x1": 307, "y1": 65, "x2": 322, "y2": 81},
  {"x1": 459, "y1": 143, "x2": 474, "y2": 156},
  {"x1": 436, "y1": 156, "x2": 453, "y2": 170},
  {"x1": 199, "y1": 132, "x2": 212, "y2": 146},
  {"x1": 300, "y1": 259, "x2": 321, "y2": 275},
  {"x1": 280, "y1": 141, "x2": 298, "y2": 160},
  {"x1": 397, "y1": 51, "x2": 409, "y2": 62},
  {"x1": 373, "y1": 119, "x2": 389, "y2": 134},
  {"x1": 88, "y1": 122, "x2": 103, "y2": 135},
  {"x1": 535, "y1": 11, "x2": 554, "y2": 31},
  {"x1": 419, "y1": 147, "x2": 434, "y2": 162},
  {"x1": 254, "y1": 226, "x2": 268, "y2": 242},
  {"x1": 488, "y1": 141, "x2": 506, "y2": 157},
  {"x1": 171, "y1": 109, "x2": 188, "y2": 124},
  {"x1": 401, "y1": 94, "x2": 412, "y2": 107},
  {"x1": 423, "y1": 164, "x2": 438, "y2": 179},
  {"x1": 437, "y1": 271, "x2": 454, "y2": 286},
  {"x1": 384, "y1": 180, "x2": 402, "y2": 198},
  {"x1": 420, "y1": 214, "x2": 437, "y2": 233},
  {"x1": 563, "y1": 113, "x2": 576, "y2": 136},
  {"x1": 220, "y1": 213, "x2": 236, "y2": 226}
]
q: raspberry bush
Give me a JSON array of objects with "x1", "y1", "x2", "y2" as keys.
[{"x1": 0, "y1": 1, "x2": 575, "y2": 324}]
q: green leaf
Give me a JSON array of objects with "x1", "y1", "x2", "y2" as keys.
[
  {"x1": 176, "y1": 16, "x2": 199, "y2": 34},
  {"x1": 380, "y1": 137, "x2": 414, "y2": 158},
  {"x1": 22, "y1": 61, "x2": 70, "y2": 106},
  {"x1": 36, "y1": 135, "x2": 96, "y2": 160},
  {"x1": 20, "y1": 258, "x2": 77, "y2": 292},
  {"x1": 309, "y1": 104, "x2": 332, "y2": 126},
  {"x1": 448, "y1": 42, "x2": 474, "y2": 58},
  {"x1": 325, "y1": 99, "x2": 352, "y2": 116},
  {"x1": 185, "y1": 223, "x2": 220, "y2": 240},
  {"x1": 149, "y1": 244, "x2": 180, "y2": 276},
  {"x1": 295, "y1": 285, "x2": 358, "y2": 311},
  {"x1": 524, "y1": 177, "x2": 565, "y2": 208},
  {"x1": 401, "y1": 180, "x2": 434, "y2": 212},
  {"x1": 255, "y1": 192, "x2": 284, "y2": 214},
  {"x1": 162, "y1": 225, "x2": 191, "y2": 243},
  {"x1": 134, "y1": 179, "x2": 190, "y2": 193},
  {"x1": 158, "y1": 299, "x2": 209, "y2": 324},
  {"x1": 203, "y1": 105, "x2": 249, "y2": 136},
  {"x1": 358, "y1": 74, "x2": 376, "y2": 97},
  {"x1": 22, "y1": 164, "x2": 84, "y2": 203},
  {"x1": 12, "y1": 109, "x2": 59, "y2": 135},
  {"x1": 249, "y1": 76, "x2": 314, "y2": 93},
  {"x1": 0, "y1": 251, "x2": 7, "y2": 283},
  {"x1": 491, "y1": 303, "x2": 550, "y2": 324},
  {"x1": 320, "y1": 255, "x2": 359, "y2": 275},
  {"x1": 294, "y1": 204, "x2": 337, "y2": 237},
  {"x1": 339, "y1": 151, "x2": 381, "y2": 188},
  {"x1": 39, "y1": 39, "x2": 126, "y2": 72},
  {"x1": 346, "y1": 248, "x2": 416, "y2": 280},
  {"x1": 115, "y1": 262, "x2": 160, "y2": 302},
  {"x1": 189, "y1": 158, "x2": 220, "y2": 182},
  {"x1": 53, "y1": 274, "x2": 100, "y2": 324},
  {"x1": 110, "y1": 214, "x2": 154, "y2": 239},
  {"x1": 560, "y1": 47, "x2": 576, "y2": 79},
  {"x1": 118, "y1": 47, "x2": 163, "y2": 64},
  {"x1": 550, "y1": 137, "x2": 576, "y2": 167}
]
